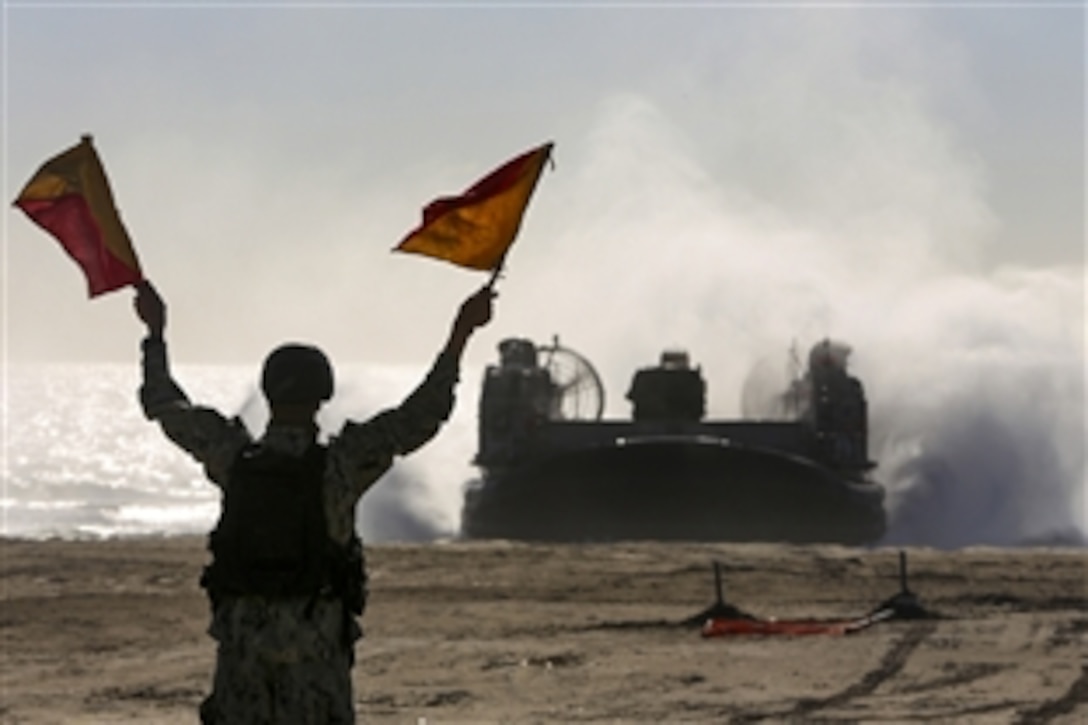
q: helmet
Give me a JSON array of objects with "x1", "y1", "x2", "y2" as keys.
[{"x1": 261, "y1": 344, "x2": 334, "y2": 404}]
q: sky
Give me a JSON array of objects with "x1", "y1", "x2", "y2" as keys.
[
  {"x1": 2, "y1": 2, "x2": 1083, "y2": 369},
  {"x1": 2, "y1": 2, "x2": 1086, "y2": 543}
]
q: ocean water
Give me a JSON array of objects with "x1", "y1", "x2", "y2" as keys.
[
  {"x1": 2, "y1": 362, "x2": 480, "y2": 542},
  {"x1": 2, "y1": 357, "x2": 1085, "y2": 547}
]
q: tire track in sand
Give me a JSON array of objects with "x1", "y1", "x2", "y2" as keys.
[
  {"x1": 731, "y1": 621, "x2": 936, "y2": 723},
  {"x1": 1013, "y1": 663, "x2": 1088, "y2": 724}
]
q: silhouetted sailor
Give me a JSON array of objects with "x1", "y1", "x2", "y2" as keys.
[{"x1": 134, "y1": 280, "x2": 494, "y2": 724}]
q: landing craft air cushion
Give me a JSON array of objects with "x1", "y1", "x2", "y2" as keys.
[{"x1": 461, "y1": 338, "x2": 886, "y2": 543}]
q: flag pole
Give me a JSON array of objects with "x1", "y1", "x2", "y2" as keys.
[{"x1": 486, "y1": 251, "x2": 507, "y2": 291}]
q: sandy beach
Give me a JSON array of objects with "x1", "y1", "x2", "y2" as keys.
[{"x1": 1, "y1": 536, "x2": 1085, "y2": 724}]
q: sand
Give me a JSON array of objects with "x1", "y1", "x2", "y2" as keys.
[{"x1": 1, "y1": 536, "x2": 1085, "y2": 724}]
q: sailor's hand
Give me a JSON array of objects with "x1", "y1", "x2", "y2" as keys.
[
  {"x1": 134, "y1": 280, "x2": 166, "y2": 338},
  {"x1": 454, "y1": 285, "x2": 495, "y2": 335}
]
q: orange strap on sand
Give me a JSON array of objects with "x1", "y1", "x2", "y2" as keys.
[
  {"x1": 697, "y1": 552, "x2": 931, "y2": 638},
  {"x1": 701, "y1": 608, "x2": 895, "y2": 638}
]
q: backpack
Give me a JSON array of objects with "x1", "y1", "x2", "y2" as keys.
[{"x1": 201, "y1": 443, "x2": 367, "y2": 615}]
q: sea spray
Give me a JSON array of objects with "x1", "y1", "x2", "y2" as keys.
[
  {"x1": 865, "y1": 267, "x2": 1085, "y2": 546},
  {"x1": 482, "y1": 89, "x2": 1084, "y2": 548}
]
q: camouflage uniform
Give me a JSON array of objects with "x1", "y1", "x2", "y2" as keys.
[{"x1": 139, "y1": 336, "x2": 459, "y2": 724}]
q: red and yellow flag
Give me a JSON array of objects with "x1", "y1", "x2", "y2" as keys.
[
  {"x1": 13, "y1": 135, "x2": 143, "y2": 297},
  {"x1": 395, "y1": 141, "x2": 553, "y2": 271}
]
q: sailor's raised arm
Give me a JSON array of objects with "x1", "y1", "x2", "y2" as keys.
[
  {"x1": 441, "y1": 285, "x2": 495, "y2": 363},
  {"x1": 134, "y1": 280, "x2": 249, "y2": 485},
  {"x1": 385, "y1": 284, "x2": 495, "y2": 447},
  {"x1": 134, "y1": 279, "x2": 165, "y2": 338},
  {"x1": 329, "y1": 285, "x2": 496, "y2": 499},
  {"x1": 134, "y1": 280, "x2": 190, "y2": 418}
]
